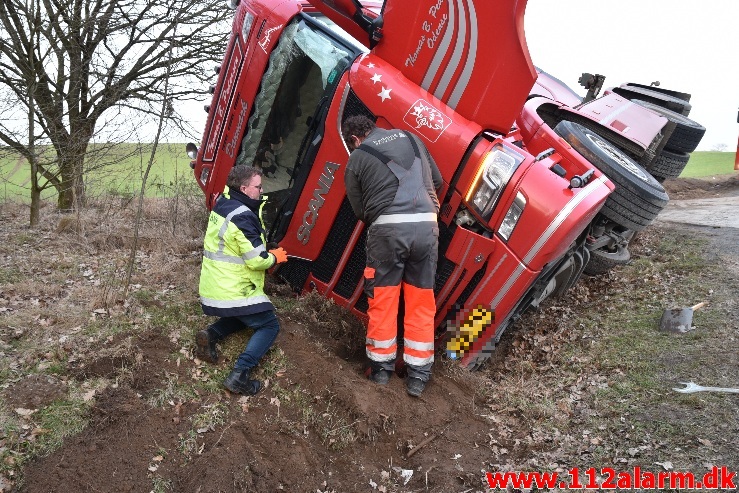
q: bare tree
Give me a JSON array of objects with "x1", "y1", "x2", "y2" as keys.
[{"x1": 0, "y1": 0, "x2": 229, "y2": 211}]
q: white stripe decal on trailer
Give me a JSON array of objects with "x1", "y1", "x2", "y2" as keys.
[
  {"x1": 448, "y1": 0, "x2": 478, "y2": 108},
  {"x1": 421, "y1": 0, "x2": 456, "y2": 90},
  {"x1": 434, "y1": 0, "x2": 467, "y2": 102}
]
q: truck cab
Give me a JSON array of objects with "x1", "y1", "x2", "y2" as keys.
[{"x1": 189, "y1": 0, "x2": 702, "y2": 367}]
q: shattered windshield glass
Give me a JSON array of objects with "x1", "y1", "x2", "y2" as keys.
[{"x1": 234, "y1": 17, "x2": 354, "y2": 233}]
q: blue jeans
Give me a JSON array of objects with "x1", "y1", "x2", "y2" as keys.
[{"x1": 208, "y1": 310, "x2": 280, "y2": 372}]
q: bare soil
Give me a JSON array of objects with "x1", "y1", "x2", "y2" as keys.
[{"x1": 2, "y1": 174, "x2": 738, "y2": 493}]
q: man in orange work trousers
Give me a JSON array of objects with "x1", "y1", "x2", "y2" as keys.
[{"x1": 342, "y1": 115, "x2": 442, "y2": 397}]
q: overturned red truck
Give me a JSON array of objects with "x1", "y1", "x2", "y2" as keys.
[{"x1": 187, "y1": 0, "x2": 705, "y2": 368}]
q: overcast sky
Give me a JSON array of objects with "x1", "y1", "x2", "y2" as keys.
[
  {"x1": 525, "y1": 0, "x2": 739, "y2": 150},
  {"x1": 181, "y1": 0, "x2": 738, "y2": 151}
]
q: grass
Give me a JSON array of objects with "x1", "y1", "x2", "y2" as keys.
[
  {"x1": 480, "y1": 226, "x2": 737, "y2": 471},
  {"x1": 0, "y1": 396, "x2": 91, "y2": 478},
  {"x1": 1, "y1": 139, "x2": 733, "y2": 205},
  {"x1": 681, "y1": 151, "x2": 736, "y2": 177},
  {"x1": 0, "y1": 143, "x2": 193, "y2": 202}
]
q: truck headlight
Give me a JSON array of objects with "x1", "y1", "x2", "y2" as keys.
[
  {"x1": 498, "y1": 192, "x2": 526, "y2": 241},
  {"x1": 465, "y1": 145, "x2": 524, "y2": 221},
  {"x1": 199, "y1": 167, "x2": 211, "y2": 186}
]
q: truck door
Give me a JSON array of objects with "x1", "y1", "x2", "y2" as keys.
[{"x1": 232, "y1": 14, "x2": 363, "y2": 240}]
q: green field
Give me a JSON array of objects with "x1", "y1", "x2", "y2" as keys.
[
  {"x1": 0, "y1": 143, "x2": 196, "y2": 202},
  {"x1": 682, "y1": 151, "x2": 737, "y2": 177},
  {"x1": 0, "y1": 146, "x2": 735, "y2": 203}
]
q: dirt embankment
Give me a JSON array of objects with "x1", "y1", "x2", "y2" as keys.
[{"x1": 2, "y1": 175, "x2": 738, "y2": 493}]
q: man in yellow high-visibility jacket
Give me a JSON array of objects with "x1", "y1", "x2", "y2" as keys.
[{"x1": 196, "y1": 165, "x2": 288, "y2": 395}]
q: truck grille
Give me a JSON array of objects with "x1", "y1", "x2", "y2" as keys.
[
  {"x1": 277, "y1": 258, "x2": 311, "y2": 293},
  {"x1": 334, "y1": 229, "x2": 367, "y2": 298},
  {"x1": 342, "y1": 90, "x2": 375, "y2": 124},
  {"x1": 455, "y1": 263, "x2": 487, "y2": 308},
  {"x1": 312, "y1": 199, "x2": 359, "y2": 283}
]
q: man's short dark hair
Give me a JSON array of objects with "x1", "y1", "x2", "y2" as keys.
[
  {"x1": 227, "y1": 165, "x2": 263, "y2": 190},
  {"x1": 341, "y1": 115, "x2": 376, "y2": 147}
]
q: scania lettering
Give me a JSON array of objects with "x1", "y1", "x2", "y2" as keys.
[{"x1": 297, "y1": 161, "x2": 340, "y2": 244}]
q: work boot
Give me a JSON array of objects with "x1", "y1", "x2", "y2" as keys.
[
  {"x1": 368, "y1": 368, "x2": 391, "y2": 385},
  {"x1": 195, "y1": 329, "x2": 219, "y2": 364},
  {"x1": 406, "y1": 377, "x2": 426, "y2": 397},
  {"x1": 223, "y1": 368, "x2": 262, "y2": 396}
]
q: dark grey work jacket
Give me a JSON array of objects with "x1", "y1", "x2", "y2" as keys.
[{"x1": 344, "y1": 128, "x2": 442, "y2": 225}]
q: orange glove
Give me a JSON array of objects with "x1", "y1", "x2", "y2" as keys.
[{"x1": 269, "y1": 247, "x2": 288, "y2": 264}]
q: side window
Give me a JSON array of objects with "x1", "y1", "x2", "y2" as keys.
[
  {"x1": 236, "y1": 19, "x2": 352, "y2": 195},
  {"x1": 234, "y1": 18, "x2": 354, "y2": 232}
]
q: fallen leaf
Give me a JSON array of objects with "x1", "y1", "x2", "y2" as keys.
[
  {"x1": 14, "y1": 408, "x2": 36, "y2": 417},
  {"x1": 395, "y1": 468, "x2": 413, "y2": 485},
  {"x1": 82, "y1": 389, "x2": 96, "y2": 402},
  {"x1": 31, "y1": 427, "x2": 50, "y2": 437},
  {"x1": 655, "y1": 461, "x2": 673, "y2": 471},
  {"x1": 697, "y1": 438, "x2": 712, "y2": 448}
]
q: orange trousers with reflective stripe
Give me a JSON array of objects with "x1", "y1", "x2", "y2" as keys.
[{"x1": 364, "y1": 221, "x2": 438, "y2": 378}]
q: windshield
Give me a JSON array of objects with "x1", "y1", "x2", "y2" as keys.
[{"x1": 234, "y1": 17, "x2": 354, "y2": 231}]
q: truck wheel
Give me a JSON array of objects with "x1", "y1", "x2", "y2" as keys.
[
  {"x1": 584, "y1": 244, "x2": 631, "y2": 276},
  {"x1": 554, "y1": 121, "x2": 669, "y2": 231},
  {"x1": 611, "y1": 86, "x2": 691, "y2": 116},
  {"x1": 648, "y1": 149, "x2": 691, "y2": 182},
  {"x1": 632, "y1": 100, "x2": 705, "y2": 153}
]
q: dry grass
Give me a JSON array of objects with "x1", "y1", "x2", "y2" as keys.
[
  {"x1": 1, "y1": 191, "x2": 737, "y2": 489},
  {"x1": 477, "y1": 227, "x2": 739, "y2": 472}
]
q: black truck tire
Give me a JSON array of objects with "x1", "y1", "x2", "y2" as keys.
[
  {"x1": 632, "y1": 100, "x2": 706, "y2": 153},
  {"x1": 584, "y1": 244, "x2": 631, "y2": 276},
  {"x1": 611, "y1": 86, "x2": 691, "y2": 116},
  {"x1": 554, "y1": 121, "x2": 669, "y2": 232},
  {"x1": 648, "y1": 149, "x2": 691, "y2": 182}
]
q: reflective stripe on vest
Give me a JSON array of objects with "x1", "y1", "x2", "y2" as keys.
[
  {"x1": 204, "y1": 243, "x2": 265, "y2": 264},
  {"x1": 203, "y1": 250, "x2": 243, "y2": 264},
  {"x1": 216, "y1": 205, "x2": 250, "y2": 254},
  {"x1": 200, "y1": 294, "x2": 270, "y2": 309},
  {"x1": 404, "y1": 353, "x2": 434, "y2": 366},
  {"x1": 366, "y1": 337, "x2": 397, "y2": 349},
  {"x1": 242, "y1": 244, "x2": 266, "y2": 260},
  {"x1": 373, "y1": 212, "x2": 437, "y2": 225},
  {"x1": 403, "y1": 338, "x2": 434, "y2": 351}
]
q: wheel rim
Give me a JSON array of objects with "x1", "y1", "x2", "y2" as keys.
[{"x1": 585, "y1": 132, "x2": 650, "y2": 182}]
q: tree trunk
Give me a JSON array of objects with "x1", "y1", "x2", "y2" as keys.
[
  {"x1": 56, "y1": 137, "x2": 89, "y2": 211},
  {"x1": 30, "y1": 185, "x2": 41, "y2": 226}
]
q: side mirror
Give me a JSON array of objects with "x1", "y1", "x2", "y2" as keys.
[{"x1": 186, "y1": 143, "x2": 198, "y2": 163}]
